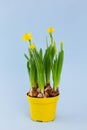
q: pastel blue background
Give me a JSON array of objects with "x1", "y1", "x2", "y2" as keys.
[{"x1": 0, "y1": 0, "x2": 87, "y2": 129}]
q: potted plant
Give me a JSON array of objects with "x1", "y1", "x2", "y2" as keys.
[{"x1": 22, "y1": 27, "x2": 64, "y2": 122}]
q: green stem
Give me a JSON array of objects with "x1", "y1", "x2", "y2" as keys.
[
  {"x1": 49, "y1": 33, "x2": 53, "y2": 44},
  {"x1": 29, "y1": 40, "x2": 31, "y2": 44}
]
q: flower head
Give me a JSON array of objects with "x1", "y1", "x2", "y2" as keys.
[
  {"x1": 22, "y1": 33, "x2": 34, "y2": 42},
  {"x1": 47, "y1": 27, "x2": 55, "y2": 33},
  {"x1": 29, "y1": 43, "x2": 36, "y2": 50}
]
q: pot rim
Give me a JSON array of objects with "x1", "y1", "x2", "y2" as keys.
[{"x1": 26, "y1": 93, "x2": 59, "y2": 104}]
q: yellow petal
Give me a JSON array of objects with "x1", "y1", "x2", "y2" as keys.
[
  {"x1": 47, "y1": 27, "x2": 55, "y2": 33},
  {"x1": 22, "y1": 32, "x2": 34, "y2": 41},
  {"x1": 28, "y1": 37, "x2": 34, "y2": 41},
  {"x1": 27, "y1": 32, "x2": 32, "y2": 37},
  {"x1": 29, "y1": 43, "x2": 36, "y2": 49}
]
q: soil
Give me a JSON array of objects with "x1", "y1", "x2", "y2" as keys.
[{"x1": 27, "y1": 84, "x2": 59, "y2": 98}]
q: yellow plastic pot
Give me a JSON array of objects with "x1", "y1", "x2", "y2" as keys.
[{"x1": 27, "y1": 95, "x2": 59, "y2": 122}]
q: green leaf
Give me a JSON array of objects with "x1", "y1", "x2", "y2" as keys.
[
  {"x1": 60, "y1": 41, "x2": 63, "y2": 51},
  {"x1": 43, "y1": 41, "x2": 56, "y2": 84},
  {"x1": 52, "y1": 42, "x2": 64, "y2": 91},
  {"x1": 24, "y1": 53, "x2": 29, "y2": 60},
  {"x1": 32, "y1": 50, "x2": 45, "y2": 93}
]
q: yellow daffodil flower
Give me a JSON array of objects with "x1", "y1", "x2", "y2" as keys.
[
  {"x1": 29, "y1": 43, "x2": 36, "y2": 50},
  {"x1": 47, "y1": 27, "x2": 55, "y2": 33},
  {"x1": 22, "y1": 33, "x2": 34, "y2": 41}
]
